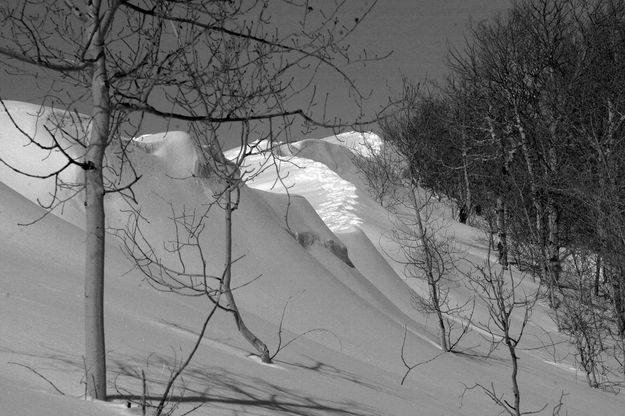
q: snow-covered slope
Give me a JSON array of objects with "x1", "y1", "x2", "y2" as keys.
[{"x1": 1, "y1": 101, "x2": 623, "y2": 415}]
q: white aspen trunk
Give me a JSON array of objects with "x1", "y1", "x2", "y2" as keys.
[
  {"x1": 514, "y1": 106, "x2": 552, "y2": 291},
  {"x1": 538, "y1": 65, "x2": 563, "y2": 305},
  {"x1": 84, "y1": 0, "x2": 109, "y2": 400},
  {"x1": 599, "y1": 100, "x2": 625, "y2": 342},
  {"x1": 487, "y1": 115, "x2": 510, "y2": 268},
  {"x1": 202, "y1": 135, "x2": 272, "y2": 362},
  {"x1": 514, "y1": 106, "x2": 542, "y2": 233},
  {"x1": 544, "y1": 142, "x2": 561, "y2": 304},
  {"x1": 223, "y1": 189, "x2": 271, "y2": 363},
  {"x1": 543, "y1": 108, "x2": 561, "y2": 303}
]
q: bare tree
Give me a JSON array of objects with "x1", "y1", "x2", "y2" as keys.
[
  {"x1": 446, "y1": 0, "x2": 586, "y2": 307},
  {"x1": 0, "y1": 0, "x2": 381, "y2": 400},
  {"x1": 0, "y1": 0, "x2": 127, "y2": 399},
  {"x1": 350, "y1": 135, "x2": 403, "y2": 209},
  {"x1": 464, "y1": 235, "x2": 541, "y2": 416},
  {"x1": 394, "y1": 186, "x2": 461, "y2": 353},
  {"x1": 119, "y1": 0, "x2": 385, "y2": 365},
  {"x1": 354, "y1": 92, "x2": 474, "y2": 352}
]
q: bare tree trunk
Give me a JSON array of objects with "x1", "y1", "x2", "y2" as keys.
[
  {"x1": 620, "y1": 333, "x2": 625, "y2": 382},
  {"x1": 546, "y1": 135, "x2": 561, "y2": 297},
  {"x1": 514, "y1": 106, "x2": 556, "y2": 305},
  {"x1": 467, "y1": 255, "x2": 534, "y2": 415},
  {"x1": 595, "y1": 254, "x2": 602, "y2": 297},
  {"x1": 461, "y1": 130, "x2": 472, "y2": 223},
  {"x1": 223, "y1": 189, "x2": 271, "y2": 363},
  {"x1": 507, "y1": 340, "x2": 521, "y2": 416},
  {"x1": 547, "y1": 198, "x2": 561, "y2": 286},
  {"x1": 496, "y1": 195, "x2": 509, "y2": 269},
  {"x1": 514, "y1": 107, "x2": 542, "y2": 235},
  {"x1": 409, "y1": 181, "x2": 449, "y2": 352},
  {"x1": 612, "y1": 270, "x2": 625, "y2": 336},
  {"x1": 487, "y1": 115, "x2": 509, "y2": 269},
  {"x1": 84, "y1": 0, "x2": 109, "y2": 401},
  {"x1": 429, "y1": 278, "x2": 449, "y2": 353}
]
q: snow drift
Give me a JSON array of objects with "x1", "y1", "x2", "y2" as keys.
[{"x1": 1, "y1": 101, "x2": 624, "y2": 415}]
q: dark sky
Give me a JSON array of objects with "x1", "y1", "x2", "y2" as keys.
[
  {"x1": 307, "y1": 0, "x2": 512, "y2": 128},
  {"x1": 0, "y1": 0, "x2": 511, "y2": 139}
]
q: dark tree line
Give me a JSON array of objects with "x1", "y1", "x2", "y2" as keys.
[{"x1": 380, "y1": 0, "x2": 625, "y2": 387}]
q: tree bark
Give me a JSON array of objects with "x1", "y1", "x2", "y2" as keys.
[
  {"x1": 496, "y1": 195, "x2": 509, "y2": 269},
  {"x1": 84, "y1": 0, "x2": 110, "y2": 400},
  {"x1": 507, "y1": 339, "x2": 521, "y2": 416},
  {"x1": 488, "y1": 115, "x2": 510, "y2": 269},
  {"x1": 514, "y1": 106, "x2": 542, "y2": 234},
  {"x1": 546, "y1": 197, "x2": 561, "y2": 286},
  {"x1": 514, "y1": 105, "x2": 555, "y2": 299},
  {"x1": 223, "y1": 189, "x2": 271, "y2": 363},
  {"x1": 461, "y1": 129, "x2": 472, "y2": 223},
  {"x1": 594, "y1": 254, "x2": 602, "y2": 297},
  {"x1": 545, "y1": 122, "x2": 561, "y2": 296}
]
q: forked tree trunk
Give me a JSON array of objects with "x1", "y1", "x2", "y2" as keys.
[
  {"x1": 84, "y1": 0, "x2": 109, "y2": 401},
  {"x1": 223, "y1": 189, "x2": 271, "y2": 363}
]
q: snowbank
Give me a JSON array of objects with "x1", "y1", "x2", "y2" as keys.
[{"x1": 1, "y1": 102, "x2": 624, "y2": 416}]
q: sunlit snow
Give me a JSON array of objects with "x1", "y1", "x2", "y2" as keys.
[{"x1": 1, "y1": 102, "x2": 624, "y2": 416}]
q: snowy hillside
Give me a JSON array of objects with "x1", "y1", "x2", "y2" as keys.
[{"x1": 1, "y1": 101, "x2": 624, "y2": 415}]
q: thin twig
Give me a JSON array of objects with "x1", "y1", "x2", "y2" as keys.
[{"x1": 9, "y1": 362, "x2": 65, "y2": 396}]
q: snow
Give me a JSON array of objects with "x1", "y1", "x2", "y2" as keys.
[{"x1": 1, "y1": 101, "x2": 624, "y2": 415}]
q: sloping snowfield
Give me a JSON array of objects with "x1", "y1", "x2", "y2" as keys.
[{"x1": 1, "y1": 101, "x2": 624, "y2": 415}]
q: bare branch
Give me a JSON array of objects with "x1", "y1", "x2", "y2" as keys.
[{"x1": 8, "y1": 362, "x2": 66, "y2": 396}]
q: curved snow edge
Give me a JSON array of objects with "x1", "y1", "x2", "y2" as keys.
[{"x1": 289, "y1": 230, "x2": 354, "y2": 268}]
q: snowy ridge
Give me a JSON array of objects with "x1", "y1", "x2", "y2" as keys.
[
  {"x1": 233, "y1": 145, "x2": 363, "y2": 232},
  {"x1": 1, "y1": 102, "x2": 624, "y2": 415}
]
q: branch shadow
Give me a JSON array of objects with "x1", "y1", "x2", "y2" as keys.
[
  {"x1": 110, "y1": 356, "x2": 380, "y2": 416},
  {"x1": 2, "y1": 346, "x2": 381, "y2": 415},
  {"x1": 281, "y1": 354, "x2": 403, "y2": 398}
]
